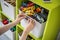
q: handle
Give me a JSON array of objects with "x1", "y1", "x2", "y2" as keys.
[{"x1": 4, "y1": 3, "x2": 9, "y2": 7}]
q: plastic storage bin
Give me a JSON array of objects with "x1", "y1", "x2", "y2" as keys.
[
  {"x1": 0, "y1": 12, "x2": 15, "y2": 40},
  {"x1": 1, "y1": 0, "x2": 16, "y2": 20}
]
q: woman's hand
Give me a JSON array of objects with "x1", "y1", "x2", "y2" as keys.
[
  {"x1": 16, "y1": 13, "x2": 26, "y2": 21},
  {"x1": 20, "y1": 18, "x2": 35, "y2": 40},
  {"x1": 25, "y1": 18, "x2": 35, "y2": 33}
]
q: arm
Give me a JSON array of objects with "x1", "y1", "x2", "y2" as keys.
[
  {"x1": 0, "y1": 19, "x2": 19, "y2": 35},
  {"x1": 0, "y1": 14, "x2": 26, "y2": 35},
  {"x1": 20, "y1": 18, "x2": 35, "y2": 40}
]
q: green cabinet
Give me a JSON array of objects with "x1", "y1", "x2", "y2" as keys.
[
  {"x1": 0, "y1": 0, "x2": 60, "y2": 40},
  {"x1": 16, "y1": 0, "x2": 60, "y2": 40}
]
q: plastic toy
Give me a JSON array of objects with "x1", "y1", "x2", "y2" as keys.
[
  {"x1": 35, "y1": 4, "x2": 40, "y2": 8},
  {"x1": 27, "y1": 6, "x2": 32, "y2": 10},
  {"x1": 22, "y1": 8, "x2": 27, "y2": 12},
  {"x1": 27, "y1": 2, "x2": 34, "y2": 7},
  {"x1": 36, "y1": 7, "x2": 41, "y2": 13},
  {"x1": 22, "y1": 2, "x2": 27, "y2": 7},
  {"x1": 20, "y1": 1, "x2": 48, "y2": 23},
  {"x1": 10, "y1": 26, "x2": 16, "y2": 32},
  {"x1": 20, "y1": 6, "x2": 24, "y2": 11},
  {"x1": 34, "y1": 14, "x2": 44, "y2": 23},
  {"x1": 30, "y1": 6, "x2": 35, "y2": 10},
  {"x1": 25, "y1": 10, "x2": 34, "y2": 15},
  {"x1": 2, "y1": 19, "x2": 9, "y2": 25}
]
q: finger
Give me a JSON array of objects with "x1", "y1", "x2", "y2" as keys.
[
  {"x1": 27, "y1": 17, "x2": 32, "y2": 23},
  {"x1": 18, "y1": 13, "x2": 26, "y2": 17},
  {"x1": 30, "y1": 19, "x2": 35, "y2": 24},
  {"x1": 27, "y1": 18, "x2": 30, "y2": 22},
  {"x1": 19, "y1": 12, "x2": 25, "y2": 15}
]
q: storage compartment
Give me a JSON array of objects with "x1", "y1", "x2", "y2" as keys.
[
  {"x1": 19, "y1": 1, "x2": 49, "y2": 38},
  {"x1": 18, "y1": 27, "x2": 35, "y2": 40},
  {"x1": 1, "y1": 0, "x2": 16, "y2": 20},
  {"x1": 18, "y1": 31, "x2": 35, "y2": 40},
  {"x1": 1, "y1": 13, "x2": 16, "y2": 32},
  {"x1": 0, "y1": 13, "x2": 15, "y2": 40},
  {"x1": 1, "y1": 13, "x2": 10, "y2": 25}
]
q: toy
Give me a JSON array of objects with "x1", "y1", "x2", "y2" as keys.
[
  {"x1": 36, "y1": 7, "x2": 41, "y2": 13},
  {"x1": 34, "y1": 14, "x2": 44, "y2": 23},
  {"x1": 39, "y1": 13, "x2": 47, "y2": 22},
  {"x1": 35, "y1": 4, "x2": 40, "y2": 8},
  {"x1": 25, "y1": 10, "x2": 34, "y2": 15},
  {"x1": 2, "y1": 19, "x2": 9, "y2": 25},
  {"x1": 26, "y1": 6, "x2": 33, "y2": 10},
  {"x1": 30, "y1": 6, "x2": 35, "y2": 10},
  {"x1": 20, "y1": 1, "x2": 48, "y2": 23},
  {"x1": 10, "y1": 26, "x2": 16, "y2": 32},
  {"x1": 20, "y1": 6, "x2": 24, "y2": 11},
  {"x1": 22, "y1": 2, "x2": 27, "y2": 7},
  {"x1": 22, "y1": 8, "x2": 27, "y2": 12},
  {"x1": 26, "y1": 6, "x2": 35, "y2": 11},
  {"x1": 27, "y1": 2, "x2": 34, "y2": 7}
]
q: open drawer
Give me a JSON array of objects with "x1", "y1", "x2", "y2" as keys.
[{"x1": 19, "y1": 1, "x2": 49, "y2": 38}]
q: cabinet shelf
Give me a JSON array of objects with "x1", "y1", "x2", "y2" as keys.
[
  {"x1": 0, "y1": 11, "x2": 14, "y2": 21},
  {"x1": 17, "y1": 24, "x2": 42, "y2": 40},
  {"x1": 0, "y1": 0, "x2": 60, "y2": 40}
]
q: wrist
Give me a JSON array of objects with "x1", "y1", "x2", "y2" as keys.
[
  {"x1": 13, "y1": 19, "x2": 20, "y2": 25},
  {"x1": 15, "y1": 19, "x2": 21, "y2": 22},
  {"x1": 21, "y1": 30, "x2": 28, "y2": 39}
]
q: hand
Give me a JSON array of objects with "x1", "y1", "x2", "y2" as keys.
[
  {"x1": 20, "y1": 18, "x2": 35, "y2": 40},
  {"x1": 16, "y1": 13, "x2": 26, "y2": 21},
  {"x1": 24, "y1": 18, "x2": 35, "y2": 33}
]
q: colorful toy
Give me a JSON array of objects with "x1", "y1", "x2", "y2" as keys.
[
  {"x1": 20, "y1": 1, "x2": 46, "y2": 23},
  {"x1": 27, "y1": 6, "x2": 35, "y2": 10},
  {"x1": 25, "y1": 10, "x2": 34, "y2": 15},
  {"x1": 34, "y1": 14, "x2": 44, "y2": 23},
  {"x1": 22, "y1": 8, "x2": 27, "y2": 12},
  {"x1": 35, "y1": 4, "x2": 39, "y2": 8},
  {"x1": 20, "y1": 6, "x2": 24, "y2": 11},
  {"x1": 27, "y1": 6, "x2": 32, "y2": 10},
  {"x1": 10, "y1": 26, "x2": 16, "y2": 32},
  {"x1": 30, "y1": 6, "x2": 35, "y2": 10},
  {"x1": 2, "y1": 19, "x2": 9, "y2": 25},
  {"x1": 36, "y1": 7, "x2": 41, "y2": 13},
  {"x1": 22, "y1": 2, "x2": 27, "y2": 7},
  {"x1": 20, "y1": 3, "x2": 35, "y2": 15},
  {"x1": 27, "y1": 2, "x2": 34, "y2": 7}
]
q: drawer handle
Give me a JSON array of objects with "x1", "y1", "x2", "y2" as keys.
[{"x1": 4, "y1": 3, "x2": 9, "y2": 7}]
